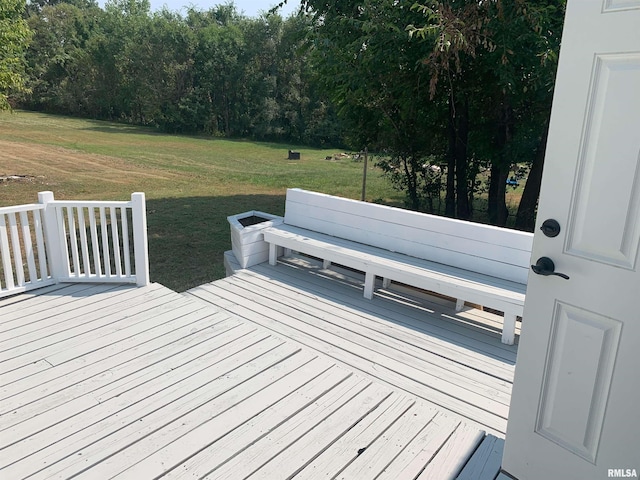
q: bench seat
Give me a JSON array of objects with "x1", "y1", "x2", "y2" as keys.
[{"x1": 264, "y1": 223, "x2": 525, "y2": 344}]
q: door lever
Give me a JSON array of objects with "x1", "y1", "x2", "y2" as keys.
[{"x1": 531, "y1": 257, "x2": 570, "y2": 280}]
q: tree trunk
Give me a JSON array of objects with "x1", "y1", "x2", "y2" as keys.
[
  {"x1": 403, "y1": 155, "x2": 420, "y2": 210},
  {"x1": 488, "y1": 102, "x2": 512, "y2": 226},
  {"x1": 515, "y1": 121, "x2": 550, "y2": 231},
  {"x1": 455, "y1": 96, "x2": 470, "y2": 220},
  {"x1": 445, "y1": 97, "x2": 456, "y2": 218}
]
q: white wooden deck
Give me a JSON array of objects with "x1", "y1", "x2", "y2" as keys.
[
  {"x1": 200, "y1": 253, "x2": 517, "y2": 437},
  {"x1": 0, "y1": 257, "x2": 516, "y2": 479}
]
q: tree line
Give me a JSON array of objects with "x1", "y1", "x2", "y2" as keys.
[
  {"x1": 3, "y1": 0, "x2": 566, "y2": 231},
  {"x1": 17, "y1": 0, "x2": 342, "y2": 145}
]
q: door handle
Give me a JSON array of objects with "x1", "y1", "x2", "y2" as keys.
[{"x1": 531, "y1": 257, "x2": 570, "y2": 280}]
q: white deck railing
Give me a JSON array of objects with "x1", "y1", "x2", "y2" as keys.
[{"x1": 0, "y1": 192, "x2": 149, "y2": 299}]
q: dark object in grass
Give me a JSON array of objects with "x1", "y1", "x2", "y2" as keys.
[
  {"x1": 288, "y1": 150, "x2": 300, "y2": 160},
  {"x1": 238, "y1": 215, "x2": 271, "y2": 227}
]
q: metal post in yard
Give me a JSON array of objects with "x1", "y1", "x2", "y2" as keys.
[{"x1": 361, "y1": 147, "x2": 368, "y2": 202}]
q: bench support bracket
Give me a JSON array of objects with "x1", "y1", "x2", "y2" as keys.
[{"x1": 502, "y1": 313, "x2": 517, "y2": 345}]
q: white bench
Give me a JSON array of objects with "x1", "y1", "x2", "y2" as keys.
[{"x1": 263, "y1": 189, "x2": 533, "y2": 344}]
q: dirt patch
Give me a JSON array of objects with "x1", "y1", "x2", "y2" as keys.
[
  {"x1": 0, "y1": 141, "x2": 179, "y2": 184},
  {"x1": 0, "y1": 174, "x2": 39, "y2": 183}
]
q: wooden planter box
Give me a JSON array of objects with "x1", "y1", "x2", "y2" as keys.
[{"x1": 228, "y1": 211, "x2": 283, "y2": 269}]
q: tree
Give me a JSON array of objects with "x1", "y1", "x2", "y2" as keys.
[
  {"x1": 0, "y1": 0, "x2": 32, "y2": 110},
  {"x1": 302, "y1": 0, "x2": 448, "y2": 211},
  {"x1": 411, "y1": 0, "x2": 565, "y2": 227}
]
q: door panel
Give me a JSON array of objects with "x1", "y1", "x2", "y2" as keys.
[
  {"x1": 502, "y1": 1, "x2": 640, "y2": 478},
  {"x1": 566, "y1": 54, "x2": 640, "y2": 269},
  {"x1": 536, "y1": 302, "x2": 622, "y2": 463}
]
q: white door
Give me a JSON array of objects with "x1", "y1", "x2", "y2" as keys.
[{"x1": 502, "y1": 1, "x2": 640, "y2": 479}]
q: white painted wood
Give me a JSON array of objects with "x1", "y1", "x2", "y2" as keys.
[
  {"x1": 0, "y1": 296, "x2": 199, "y2": 376},
  {"x1": 503, "y1": 2, "x2": 640, "y2": 479},
  {"x1": 0, "y1": 284, "x2": 141, "y2": 347},
  {"x1": 110, "y1": 206, "x2": 123, "y2": 277},
  {"x1": 416, "y1": 422, "x2": 485, "y2": 479},
  {"x1": 380, "y1": 412, "x2": 463, "y2": 480},
  {"x1": 76, "y1": 207, "x2": 90, "y2": 277},
  {"x1": 265, "y1": 189, "x2": 530, "y2": 343},
  {"x1": 0, "y1": 279, "x2": 508, "y2": 478},
  {"x1": 19, "y1": 211, "x2": 37, "y2": 284},
  {"x1": 228, "y1": 210, "x2": 283, "y2": 269},
  {"x1": 248, "y1": 383, "x2": 393, "y2": 479},
  {"x1": 190, "y1": 281, "x2": 509, "y2": 434},
  {"x1": 248, "y1": 259, "x2": 517, "y2": 373},
  {"x1": 66, "y1": 207, "x2": 80, "y2": 278},
  {"x1": 99, "y1": 206, "x2": 110, "y2": 277},
  {"x1": 335, "y1": 401, "x2": 442, "y2": 479},
  {"x1": 221, "y1": 271, "x2": 514, "y2": 402},
  {"x1": 0, "y1": 200, "x2": 56, "y2": 297},
  {"x1": 1, "y1": 328, "x2": 276, "y2": 463},
  {"x1": 38, "y1": 192, "x2": 62, "y2": 281},
  {"x1": 94, "y1": 353, "x2": 324, "y2": 479},
  {"x1": 8, "y1": 212, "x2": 24, "y2": 286},
  {"x1": 0, "y1": 283, "x2": 101, "y2": 325},
  {"x1": 131, "y1": 192, "x2": 149, "y2": 286},
  {"x1": 0, "y1": 213, "x2": 15, "y2": 291},
  {"x1": 285, "y1": 188, "x2": 533, "y2": 283},
  {"x1": 32, "y1": 209, "x2": 48, "y2": 281},
  {"x1": 264, "y1": 224, "x2": 524, "y2": 344},
  {"x1": 5, "y1": 342, "x2": 303, "y2": 479},
  {"x1": 293, "y1": 393, "x2": 416, "y2": 480},
  {"x1": 210, "y1": 256, "x2": 517, "y2": 396},
  {"x1": 203, "y1": 375, "x2": 381, "y2": 480},
  {"x1": 88, "y1": 207, "x2": 102, "y2": 276},
  {"x1": 456, "y1": 434, "x2": 504, "y2": 480}
]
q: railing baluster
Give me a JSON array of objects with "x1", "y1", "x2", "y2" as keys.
[
  {"x1": 0, "y1": 214, "x2": 15, "y2": 290},
  {"x1": 33, "y1": 209, "x2": 48, "y2": 280},
  {"x1": 100, "y1": 207, "x2": 111, "y2": 278},
  {"x1": 89, "y1": 207, "x2": 102, "y2": 278},
  {"x1": 77, "y1": 207, "x2": 91, "y2": 277},
  {"x1": 8, "y1": 213, "x2": 25, "y2": 287},
  {"x1": 67, "y1": 207, "x2": 80, "y2": 278},
  {"x1": 55, "y1": 204, "x2": 71, "y2": 278},
  {"x1": 1, "y1": 194, "x2": 148, "y2": 294},
  {"x1": 20, "y1": 211, "x2": 38, "y2": 283},
  {"x1": 110, "y1": 207, "x2": 122, "y2": 277},
  {"x1": 121, "y1": 207, "x2": 131, "y2": 277}
]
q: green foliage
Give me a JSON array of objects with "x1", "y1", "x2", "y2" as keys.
[
  {"x1": 18, "y1": 1, "x2": 341, "y2": 146},
  {"x1": 0, "y1": 0, "x2": 32, "y2": 110},
  {"x1": 301, "y1": 0, "x2": 564, "y2": 223}
]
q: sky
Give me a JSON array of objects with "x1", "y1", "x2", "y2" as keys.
[{"x1": 144, "y1": 0, "x2": 300, "y2": 17}]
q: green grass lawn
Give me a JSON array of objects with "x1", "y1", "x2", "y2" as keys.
[{"x1": 0, "y1": 111, "x2": 402, "y2": 291}]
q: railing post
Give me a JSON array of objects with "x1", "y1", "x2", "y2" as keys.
[
  {"x1": 38, "y1": 191, "x2": 63, "y2": 282},
  {"x1": 131, "y1": 192, "x2": 149, "y2": 286}
]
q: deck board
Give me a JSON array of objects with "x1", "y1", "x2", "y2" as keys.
[
  {"x1": 188, "y1": 255, "x2": 516, "y2": 436},
  {"x1": 1, "y1": 262, "x2": 515, "y2": 478},
  {"x1": 190, "y1": 281, "x2": 508, "y2": 434},
  {"x1": 222, "y1": 269, "x2": 514, "y2": 396}
]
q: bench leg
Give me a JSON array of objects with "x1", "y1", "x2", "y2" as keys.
[
  {"x1": 502, "y1": 313, "x2": 517, "y2": 345},
  {"x1": 269, "y1": 243, "x2": 278, "y2": 266},
  {"x1": 382, "y1": 277, "x2": 391, "y2": 289},
  {"x1": 323, "y1": 259, "x2": 332, "y2": 269},
  {"x1": 363, "y1": 272, "x2": 375, "y2": 300},
  {"x1": 455, "y1": 299, "x2": 465, "y2": 312}
]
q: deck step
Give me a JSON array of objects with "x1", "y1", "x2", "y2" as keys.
[{"x1": 456, "y1": 434, "x2": 505, "y2": 480}]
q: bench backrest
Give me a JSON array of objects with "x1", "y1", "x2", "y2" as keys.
[{"x1": 283, "y1": 188, "x2": 533, "y2": 285}]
